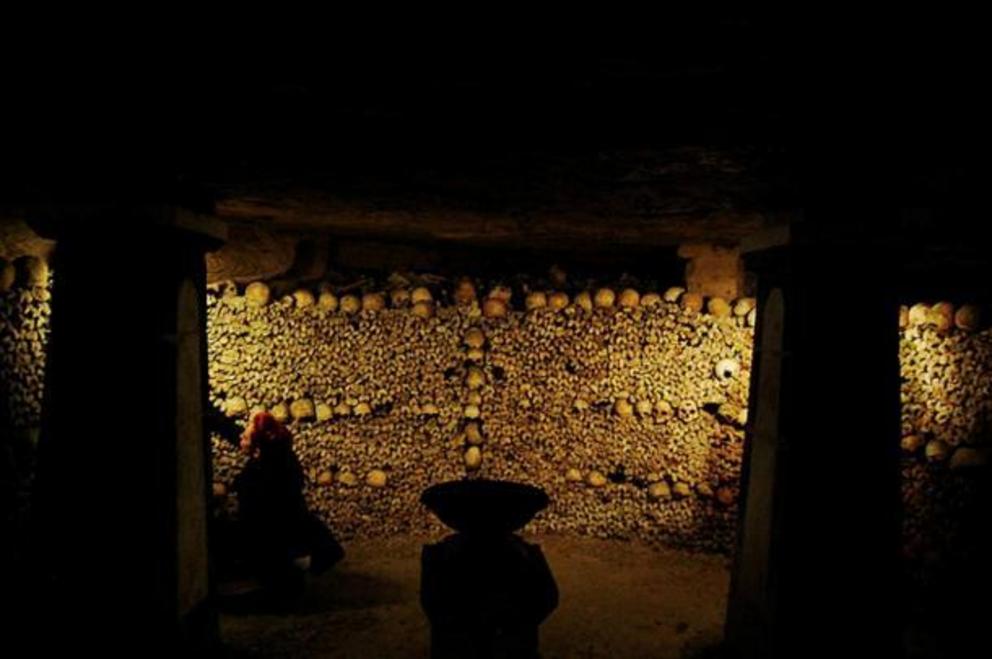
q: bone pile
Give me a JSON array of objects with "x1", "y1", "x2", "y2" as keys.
[
  {"x1": 207, "y1": 278, "x2": 755, "y2": 553},
  {"x1": 899, "y1": 301, "x2": 992, "y2": 585},
  {"x1": 0, "y1": 256, "x2": 51, "y2": 429},
  {"x1": 0, "y1": 255, "x2": 51, "y2": 533},
  {"x1": 9, "y1": 257, "x2": 988, "y2": 561}
]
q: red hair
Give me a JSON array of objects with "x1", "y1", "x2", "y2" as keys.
[{"x1": 241, "y1": 411, "x2": 293, "y2": 456}]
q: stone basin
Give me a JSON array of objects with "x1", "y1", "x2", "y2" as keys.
[{"x1": 420, "y1": 479, "x2": 549, "y2": 535}]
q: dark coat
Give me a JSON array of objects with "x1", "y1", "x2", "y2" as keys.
[{"x1": 232, "y1": 445, "x2": 343, "y2": 576}]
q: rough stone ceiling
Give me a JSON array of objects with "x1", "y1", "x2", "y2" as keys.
[
  {"x1": 1, "y1": 22, "x2": 794, "y2": 255},
  {"x1": 4, "y1": 13, "x2": 984, "y2": 251},
  {"x1": 208, "y1": 146, "x2": 781, "y2": 248},
  {"x1": 188, "y1": 32, "x2": 793, "y2": 248}
]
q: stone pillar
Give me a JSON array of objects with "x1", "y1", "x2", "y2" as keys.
[
  {"x1": 677, "y1": 243, "x2": 745, "y2": 299},
  {"x1": 725, "y1": 274, "x2": 786, "y2": 658},
  {"x1": 25, "y1": 208, "x2": 224, "y2": 654},
  {"x1": 725, "y1": 232, "x2": 904, "y2": 658}
]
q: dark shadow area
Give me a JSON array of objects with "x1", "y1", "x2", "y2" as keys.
[
  {"x1": 219, "y1": 569, "x2": 409, "y2": 616},
  {"x1": 915, "y1": 467, "x2": 992, "y2": 658}
]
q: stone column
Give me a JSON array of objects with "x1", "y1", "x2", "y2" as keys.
[
  {"x1": 724, "y1": 247, "x2": 786, "y2": 658},
  {"x1": 25, "y1": 207, "x2": 225, "y2": 654},
  {"x1": 677, "y1": 243, "x2": 745, "y2": 299},
  {"x1": 726, "y1": 230, "x2": 904, "y2": 658}
]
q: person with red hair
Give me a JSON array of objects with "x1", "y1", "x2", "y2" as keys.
[
  {"x1": 230, "y1": 410, "x2": 343, "y2": 600},
  {"x1": 239, "y1": 410, "x2": 294, "y2": 457}
]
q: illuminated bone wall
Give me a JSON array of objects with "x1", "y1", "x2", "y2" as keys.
[
  {"x1": 207, "y1": 279, "x2": 755, "y2": 552},
  {"x1": 0, "y1": 257, "x2": 50, "y2": 428},
  {"x1": 898, "y1": 302, "x2": 992, "y2": 584},
  {"x1": 4, "y1": 259, "x2": 990, "y2": 560},
  {"x1": 0, "y1": 256, "x2": 51, "y2": 547}
]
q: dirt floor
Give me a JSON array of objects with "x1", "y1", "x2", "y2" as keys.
[{"x1": 219, "y1": 533, "x2": 731, "y2": 659}]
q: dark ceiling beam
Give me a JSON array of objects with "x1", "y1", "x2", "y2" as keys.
[{"x1": 214, "y1": 193, "x2": 769, "y2": 249}]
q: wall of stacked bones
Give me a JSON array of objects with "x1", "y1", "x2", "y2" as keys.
[
  {"x1": 207, "y1": 278, "x2": 756, "y2": 553},
  {"x1": 0, "y1": 256, "x2": 51, "y2": 542},
  {"x1": 2, "y1": 253, "x2": 991, "y2": 563},
  {"x1": 899, "y1": 302, "x2": 992, "y2": 586}
]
